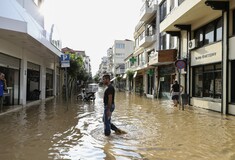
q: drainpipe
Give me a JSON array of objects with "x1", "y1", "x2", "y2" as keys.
[{"x1": 205, "y1": 1, "x2": 229, "y2": 114}]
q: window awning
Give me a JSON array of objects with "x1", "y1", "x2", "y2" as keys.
[
  {"x1": 123, "y1": 73, "x2": 127, "y2": 79},
  {"x1": 110, "y1": 77, "x2": 117, "y2": 82},
  {"x1": 133, "y1": 71, "x2": 137, "y2": 78}
]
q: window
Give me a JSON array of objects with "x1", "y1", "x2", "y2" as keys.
[
  {"x1": 170, "y1": 35, "x2": 175, "y2": 49},
  {"x1": 205, "y1": 23, "x2": 215, "y2": 45},
  {"x1": 138, "y1": 54, "x2": 141, "y2": 66},
  {"x1": 216, "y1": 18, "x2": 222, "y2": 41},
  {"x1": 160, "y1": 33, "x2": 167, "y2": 50},
  {"x1": 178, "y1": 0, "x2": 185, "y2": 5},
  {"x1": 146, "y1": 24, "x2": 155, "y2": 36},
  {"x1": 170, "y1": 0, "x2": 175, "y2": 11},
  {"x1": 194, "y1": 17, "x2": 222, "y2": 47},
  {"x1": 195, "y1": 29, "x2": 204, "y2": 47},
  {"x1": 33, "y1": 0, "x2": 42, "y2": 6},
  {"x1": 115, "y1": 43, "x2": 125, "y2": 49},
  {"x1": 160, "y1": 0, "x2": 167, "y2": 22},
  {"x1": 193, "y1": 63, "x2": 221, "y2": 99},
  {"x1": 233, "y1": 9, "x2": 235, "y2": 35},
  {"x1": 203, "y1": 65, "x2": 214, "y2": 97},
  {"x1": 115, "y1": 53, "x2": 124, "y2": 56},
  {"x1": 193, "y1": 67, "x2": 203, "y2": 97},
  {"x1": 231, "y1": 61, "x2": 235, "y2": 102}
]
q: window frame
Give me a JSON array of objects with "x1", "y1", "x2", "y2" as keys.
[
  {"x1": 192, "y1": 63, "x2": 222, "y2": 99},
  {"x1": 160, "y1": 33, "x2": 167, "y2": 50},
  {"x1": 194, "y1": 17, "x2": 222, "y2": 48},
  {"x1": 233, "y1": 9, "x2": 235, "y2": 35},
  {"x1": 170, "y1": 0, "x2": 175, "y2": 11},
  {"x1": 160, "y1": 0, "x2": 167, "y2": 22}
]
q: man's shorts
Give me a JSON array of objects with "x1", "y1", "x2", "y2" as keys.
[{"x1": 172, "y1": 95, "x2": 179, "y2": 100}]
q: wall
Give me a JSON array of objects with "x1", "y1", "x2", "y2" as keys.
[
  {"x1": 16, "y1": 0, "x2": 44, "y2": 27},
  {"x1": 191, "y1": 98, "x2": 221, "y2": 112}
]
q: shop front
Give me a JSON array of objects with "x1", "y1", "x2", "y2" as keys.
[
  {"x1": 148, "y1": 49, "x2": 177, "y2": 99},
  {"x1": 0, "y1": 53, "x2": 20, "y2": 106},
  {"x1": 190, "y1": 42, "x2": 222, "y2": 112},
  {"x1": 46, "y1": 68, "x2": 53, "y2": 98},
  {"x1": 158, "y1": 64, "x2": 175, "y2": 99},
  {"x1": 27, "y1": 62, "x2": 40, "y2": 101}
]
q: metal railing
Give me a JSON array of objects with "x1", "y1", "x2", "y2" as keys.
[{"x1": 140, "y1": 0, "x2": 155, "y2": 16}]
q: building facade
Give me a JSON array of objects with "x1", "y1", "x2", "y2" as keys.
[
  {"x1": 111, "y1": 40, "x2": 134, "y2": 76},
  {"x1": 160, "y1": 0, "x2": 235, "y2": 115},
  {"x1": 0, "y1": 0, "x2": 63, "y2": 106},
  {"x1": 128, "y1": 0, "x2": 159, "y2": 98}
]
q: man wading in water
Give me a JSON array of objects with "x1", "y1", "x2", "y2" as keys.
[
  {"x1": 170, "y1": 80, "x2": 183, "y2": 107},
  {"x1": 102, "y1": 74, "x2": 126, "y2": 136}
]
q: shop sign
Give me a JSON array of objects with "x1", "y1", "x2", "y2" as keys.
[
  {"x1": 194, "y1": 52, "x2": 216, "y2": 61},
  {"x1": 191, "y1": 51, "x2": 221, "y2": 66}
]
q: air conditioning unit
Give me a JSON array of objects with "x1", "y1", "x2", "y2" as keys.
[{"x1": 188, "y1": 39, "x2": 196, "y2": 50}]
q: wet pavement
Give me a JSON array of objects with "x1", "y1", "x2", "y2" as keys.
[{"x1": 0, "y1": 87, "x2": 235, "y2": 160}]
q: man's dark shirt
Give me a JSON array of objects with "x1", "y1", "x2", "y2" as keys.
[
  {"x1": 103, "y1": 84, "x2": 115, "y2": 106},
  {"x1": 172, "y1": 83, "x2": 180, "y2": 92}
]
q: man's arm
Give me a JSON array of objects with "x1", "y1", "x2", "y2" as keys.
[
  {"x1": 3, "y1": 79, "x2": 7, "y2": 91},
  {"x1": 180, "y1": 85, "x2": 184, "y2": 93},
  {"x1": 107, "y1": 94, "x2": 113, "y2": 109}
]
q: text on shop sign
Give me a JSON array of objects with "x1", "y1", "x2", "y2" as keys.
[{"x1": 195, "y1": 52, "x2": 216, "y2": 60}]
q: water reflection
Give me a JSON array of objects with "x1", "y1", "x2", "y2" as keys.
[{"x1": 0, "y1": 87, "x2": 235, "y2": 160}]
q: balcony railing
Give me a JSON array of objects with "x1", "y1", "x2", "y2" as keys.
[
  {"x1": 140, "y1": 0, "x2": 155, "y2": 15},
  {"x1": 139, "y1": 0, "x2": 157, "y2": 21}
]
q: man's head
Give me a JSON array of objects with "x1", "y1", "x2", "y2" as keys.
[
  {"x1": 102, "y1": 74, "x2": 110, "y2": 85},
  {"x1": 174, "y1": 80, "x2": 178, "y2": 84},
  {"x1": 0, "y1": 73, "x2": 5, "y2": 80}
]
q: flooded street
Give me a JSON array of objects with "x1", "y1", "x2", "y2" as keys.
[{"x1": 0, "y1": 87, "x2": 235, "y2": 160}]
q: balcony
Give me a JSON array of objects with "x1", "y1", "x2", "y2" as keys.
[
  {"x1": 160, "y1": 0, "x2": 220, "y2": 32},
  {"x1": 149, "y1": 49, "x2": 177, "y2": 66},
  {"x1": 139, "y1": 33, "x2": 157, "y2": 48},
  {"x1": 140, "y1": 0, "x2": 157, "y2": 22}
]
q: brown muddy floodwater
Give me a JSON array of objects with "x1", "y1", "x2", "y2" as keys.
[{"x1": 0, "y1": 87, "x2": 235, "y2": 160}]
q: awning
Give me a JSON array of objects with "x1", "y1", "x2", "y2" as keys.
[
  {"x1": 133, "y1": 71, "x2": 137, "y2": 78},
  {"x1": 123, "y1": 73, "x2": 127, "y2": 79},
  {"x1": 110, "y1": 77, "x2": 117, "y2": 82}
]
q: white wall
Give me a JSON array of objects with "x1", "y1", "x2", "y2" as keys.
[{"x1": 16, "y1": 0, "x2": 44, "y2": 27}]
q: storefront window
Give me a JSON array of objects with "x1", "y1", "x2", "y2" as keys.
[
  {"x1": 233, "y1": 9, "x2": 235, "y2": 35},
  {"x1": 214, "y1": 71, "x2": 222, "y2": 99},
  {"x1": 193, "y1": 67, "x2": 203, "y2": 97},
  {"x1": 159, "y1": 65, "x2": 175, "y2": 95},
  {"x1": 193, "y1": 63, "x2": 221, "y2": 99},
  {"x1": 203, "y1": 71, "x2": 214, "y2": 97},
  {"x1": 231, "y1": 61, "x2": 235, "y2": 102}
]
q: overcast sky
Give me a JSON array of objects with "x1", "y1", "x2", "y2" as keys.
[{"x1": 42, "y1": 0, "x2": 142, "y2": 76}]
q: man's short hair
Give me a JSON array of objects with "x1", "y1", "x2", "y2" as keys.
[{"x1": 103, "y1": 74, "x2": 110, "y2": 80}]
